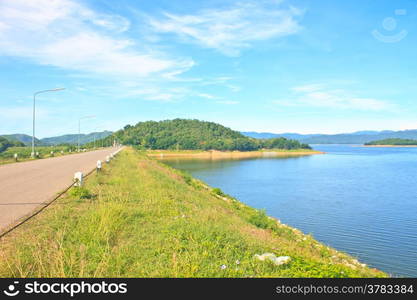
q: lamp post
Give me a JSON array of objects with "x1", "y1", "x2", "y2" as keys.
[
  {"x1": 78, "y1": 115, "x2": 95, "y2": 152},
  {"x1": 32, "y1": 88, "x2": 65, "y2": 157}
]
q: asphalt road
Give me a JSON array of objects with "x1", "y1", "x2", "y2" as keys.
[{"x1": 0, "y1": 147, "x2": 120, "y2": 233}]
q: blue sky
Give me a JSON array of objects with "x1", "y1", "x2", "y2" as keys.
[{"x1": 0, "y1": 0, "x2": 416, "y2": 137}]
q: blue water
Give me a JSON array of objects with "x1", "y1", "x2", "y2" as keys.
[{"x1": 162, "y1": 145, "x2": 417, "y2": 277}]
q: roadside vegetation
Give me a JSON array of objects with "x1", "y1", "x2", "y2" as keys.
[
  {"x1": 0, "y1": 145, "x2": 105, "y2": 165},
  {"x1": 99, "y1": 119, "x2": 311, "y2": 151},
  {"x1": 365, "y1": 138, "x2": 417, "y2": 146},
  {"x1": 0, "y1": 133, "x2": 114, "y2": 165},
  {"x1": 0, "y1": 148, "x2": 386, "y2": 277}
]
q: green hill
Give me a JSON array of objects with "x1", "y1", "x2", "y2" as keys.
[
  {"x1": 365, "y1": 138, "x2": 417, "y2": 146},
  {"x1": 0, "y1": 134, "x2": 38, "y2": 146},
  {"x1": 0, "y1": 136, "x2": 25, "y2": 152},
  {"x1": 102, "y1": 119, "x2": 311, "y2": 151},
  {"x1": 41, "y1": 131, "x2": 113, "y2": 145}
]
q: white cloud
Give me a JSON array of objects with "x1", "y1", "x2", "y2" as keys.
[
  {"x1": 197, "y1": 93, "x2": 217, "y2": 99},
  {"x1": 144, "y1": 93, "x2": 180, "y2": 102},
  {"x1": 147, "y1": 1, "x2": 303, "y2": 56},
  {"x1": 0, "y1": 0, "x2": 193, "y2": 77},
  {"x1": 226, "y1": 85, "x2": 242, "y2": 92},
  {"x1": 275, "y1": 84, "x2": 393, "y2": 111}
]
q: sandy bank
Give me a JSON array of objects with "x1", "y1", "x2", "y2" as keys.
[{"x1": 147, "y1": 149, "x2": 324, "y2": 160}]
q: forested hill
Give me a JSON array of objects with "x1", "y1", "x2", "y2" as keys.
[
  {"x1": 100, "y1": 119, "x2": 311, "y2": 151},
  {"x1": 0, "y1": 136, "x2": 25, "y2": 152}
]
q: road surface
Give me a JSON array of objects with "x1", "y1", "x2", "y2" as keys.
[{"x1": 0, "y1": 147, "x2": 120, "y2": 233}]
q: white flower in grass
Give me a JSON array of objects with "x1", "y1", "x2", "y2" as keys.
[
  {"x1": 235, "y1": 260, "x2": 240, "y2": 265},
  {"x1": 220, "y1": 264, "x2": 227, "y2": 270}
]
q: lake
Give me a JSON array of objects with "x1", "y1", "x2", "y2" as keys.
[{"x1": 161, "y1": 145, "x2": 417, "y2": 277}]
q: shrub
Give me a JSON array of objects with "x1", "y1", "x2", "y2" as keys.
[
  {"x1": 248, "y1": 209, "x2": 276, "y2": 230},
  {"x1": 212, "y1": 188, "x2": 227, "y2": 197},
  {"x1": 69, "y1": 187, "x2": 93, "y2": 199}
]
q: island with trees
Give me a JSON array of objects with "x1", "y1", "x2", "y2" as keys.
[
  {"x1": 97, "y1": 119, "x2": 313, "y2": 151},
  {"x1": 364, "y1": 138, "x2": 417, "y2": 147}
]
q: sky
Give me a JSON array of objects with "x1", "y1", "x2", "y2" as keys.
[{"x1": 0, "y1": 0, "x2": 416, "y2": 137}]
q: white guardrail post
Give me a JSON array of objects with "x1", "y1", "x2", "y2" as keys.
[
  {"x1": 73, "y1": 172, "x2": 83, "y2": 187},
  {"x1": 96, "y1": 160, "x2": 102, "y2": 173}
]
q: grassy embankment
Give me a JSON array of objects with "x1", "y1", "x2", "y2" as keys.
[
  {"x1": 147, "y1": 149, "x2": 323, "y2": 160},
  {"x1": 0, "y1": 148, "x2": 385, "y2": 277}
]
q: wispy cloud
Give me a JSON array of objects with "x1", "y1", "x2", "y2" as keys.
[
  {"x1": 0, "y1": 0, "x2": 193, "y2": 77},
  {"x1": 147, "y1": 1, "x2": 303, "y2": 56},
  {"x1": 275, "y1": 84, "x2": 393, "y2": 111},
  {"x1": 197, "y1": 93, "x2": 218, "y2": 99}
]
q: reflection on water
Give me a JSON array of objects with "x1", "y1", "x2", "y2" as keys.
[{"x1": 161, "y1": 145, "x2": 417, "y2": 277}]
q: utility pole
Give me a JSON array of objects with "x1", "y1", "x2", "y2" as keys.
[{"x1": 31, "y1": 88, "x2": 65, "y2": 157}]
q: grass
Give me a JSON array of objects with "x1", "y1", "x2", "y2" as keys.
[{"x1": 0, "y1": 147, "x2": 386, "y2": 277}]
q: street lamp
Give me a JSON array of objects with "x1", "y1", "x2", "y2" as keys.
[
  {"x1": 78, "y1": 115, "x2": 95, "y2": 152},
  {"x1": 32, "y1": 88, "x2": 65, "y2": 157}
]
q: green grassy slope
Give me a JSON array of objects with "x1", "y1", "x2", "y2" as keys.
[{"x1": 0, "y1": 148, "x2": 386, "y2": 277}]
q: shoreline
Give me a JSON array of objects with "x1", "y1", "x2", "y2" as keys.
[
  {"x1": 147, "y1": 149, "x2": 324, "y2": 160},
  {"x1": 364, "y1": 145, "x2": 417, "y2": 148}
]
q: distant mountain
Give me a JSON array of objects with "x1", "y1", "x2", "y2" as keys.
[
  {"x1": 241, "y1": 132, "x2": 281, "y2": 139},
  {"x1": 41, "y1": 131, "x2": 113, "y2": 145},
  {"x1": 242, "y1": 129, "x2": 417, "y2": 144},
  {"x1": 1, "y1": 131, "x2": 113, "y2": 146},
  {"x1": 0, "y1": 134, "x2": 39, "y2": 145},
  {"x1": 349, "y1": 130, "x2": 393, "y2": 136},
  {"x1": 301, "y1": 130, "x2": 417, "y2": 144},
  {"x1": 242, "y1": 132, "x2": 320, "y2": 140}
]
